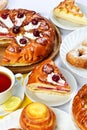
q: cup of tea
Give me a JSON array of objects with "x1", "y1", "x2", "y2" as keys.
[{"x1": 0, "y1": 66, "x2": 23, "y2": 104}]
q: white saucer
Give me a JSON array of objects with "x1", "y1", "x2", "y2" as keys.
[
  {"x1": 0, "y1": 108, "x2": 77, "y2": 130},
  {"x1": 60, "y1": 26, "x2": 87, "y2": 86},
  {"x1": 0, "y1": 79, "x2": 25, "y2": 116},
  {"x1": 50, "y1": 3, "x2": 87, "y2": 30},
  {"x1": 24, "y1": 68, "x2": 77, "y2": 106}
]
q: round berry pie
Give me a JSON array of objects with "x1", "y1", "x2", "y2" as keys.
[
  {"x1": 26, "y1": 59, "x2": 71, "y2": 94},
  {"x1": 0, "y1": 9, "x2": 56, "y2": 66}
]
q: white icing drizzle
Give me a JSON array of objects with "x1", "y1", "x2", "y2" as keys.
[
  {"x1": 71, "y1": 45, "x2": 87, "y2": 58},
  {"x1": 14, "y1": 15, "x2": 26, "y2": 26},
  {"x1": 0, "y1": 16, "x2": 13, "y2": 28},
  {"x1": 24, "y1": 32, "x2": 37, "y2": 40},
  {"x1": 47, "y1": 72, "x2": 65, "y2": 86},
  {"x1": 15, "y1": 34, "x2": 28, "y2": 46},
  {"x1": 0, "y1": 26, "x2": 8, "y2": 33},
  {"x1": 24, "y1": 22, "x2": 41, "y2": 31}
]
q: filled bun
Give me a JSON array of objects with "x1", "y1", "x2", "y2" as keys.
[{"x1": 20, "y1": 102, "x2": 56, "y2": 130}]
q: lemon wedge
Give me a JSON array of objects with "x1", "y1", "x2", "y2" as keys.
[{"x1": 2, "y1": 96, "x2": 22, "y2": 112}]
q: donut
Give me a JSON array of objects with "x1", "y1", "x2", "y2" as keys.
[
  {"x1": 66, "y1": 42, "x2": 87, "y2": 68},
  {"x1": 72, "y1": 84, "x2": 87, "y2": 130},
  {"x1": 0, "y1": 9, "x2": 55, "y2": 66}
]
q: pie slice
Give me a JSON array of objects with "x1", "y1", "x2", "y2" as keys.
[
  {"x1": 0, "y1": 0, "x2": 8, "y2": 10},
  {"x1": 26, "y1": 59, "x2": 71, "y2": 94},
  {"x1": 53, "y1": 0, "x2": 87, "y2": 25}
]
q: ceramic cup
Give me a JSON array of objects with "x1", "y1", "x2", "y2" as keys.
[{"x1": 0, "y1": 66, "x2": 23, "y2": 104}]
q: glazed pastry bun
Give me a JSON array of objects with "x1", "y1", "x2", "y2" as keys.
[{"x1": 20, "y1": 102, "x2": 56, "y2": 130}]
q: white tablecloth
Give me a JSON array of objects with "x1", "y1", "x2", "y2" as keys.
[{"x1": 7, "y1": 0, "x2": 87, "y2": 113}]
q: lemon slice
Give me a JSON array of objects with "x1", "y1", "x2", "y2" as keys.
[{"x1": 2, "y1": 96, "x2": 22, "y2": 112}]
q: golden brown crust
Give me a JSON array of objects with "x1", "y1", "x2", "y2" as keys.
[
  {"x1": 0, "y1": 9, "x2": 55, "y2": 66},
  {"x1": 72, "y1": 84, "x2": 87, "y2": 130},
  {"x1": 66, "y1": 42, "x2": 87, "y2": 68},
  {"x1": 27, "y1": 59, "x2": 71, "y2": 94},
  {"x1": 20, "y1": 102, "x2": 56, "y2": 130},
  {"x1": 8, "y1": 128, "x2": 23, "y2": 130}
]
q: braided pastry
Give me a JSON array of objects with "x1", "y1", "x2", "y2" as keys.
[{"x1": 72, "y1": 84, "x2": 87, "y2": 130}]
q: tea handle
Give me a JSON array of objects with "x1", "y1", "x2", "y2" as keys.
[{"x1": 15, "y1": 73, "x2": 23, "y2": 85}]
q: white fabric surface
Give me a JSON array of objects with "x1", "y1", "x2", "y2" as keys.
[{"x1": 7, "y1": 0, "x2": 87, "y2": 113}]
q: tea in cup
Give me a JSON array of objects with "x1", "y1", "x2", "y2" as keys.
[{"x1": 0, "y1": 66, "x2": 23, "y2": 104}]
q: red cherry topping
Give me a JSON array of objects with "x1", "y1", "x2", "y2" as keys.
[
  {"x1": 1, "y1": 12, "x2": 8, "y2": 19},
  {"x1": 32, "y1": 18, "x2": 38, "y2": 25},
  {"x1": 33, "y1": 29, "x2": 40, "y2": 37},
  {"x1": 52, "y1": 74, "x2": 60, "y2": 82},
  {"x1": 17, "y1": 13, "x2": 24, "y2": 18},
  {"x1": 20, "y1": 38, "x2": 27, "y2": 45},
  {"x1": 13, "y1": 26, "x2": 20, "y2": 34}
]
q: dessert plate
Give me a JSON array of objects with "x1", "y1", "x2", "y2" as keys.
[
  {"x1": 24, "y1": 68, "x2": 77, "y2": 106},
  {"x1": 50, "y1": 3, "x2": 87, "y2": 30},
  {"x1": 0, "y1": 74, "x2": 25, "y2": 117},
  {"x1": 0, "y1": 108, "x2": 77, "y2": 130},
  {"x1": 60, "y1": 26, "x2": 87, "y2": 79}
]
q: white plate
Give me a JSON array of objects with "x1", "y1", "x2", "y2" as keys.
[
  {"x1": 0, "y1": 79, "x2": 25, "y2": 117},
  {"x1": 0, "y1": 108, "x2": 77, "y2": 130},
  {"x1": 50, "y1": 3, "x2": 87, "y2": 30},
  {"x1": 24, "y1": 68, "x2": 77, "y2": 106},
  {"x1": 60, "y1": 27, "x2": 87, "y2": 80}
]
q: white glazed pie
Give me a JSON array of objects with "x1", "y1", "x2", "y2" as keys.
[{"x1": 0, "y1": 9, "x2": 55, "y2": 66}]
